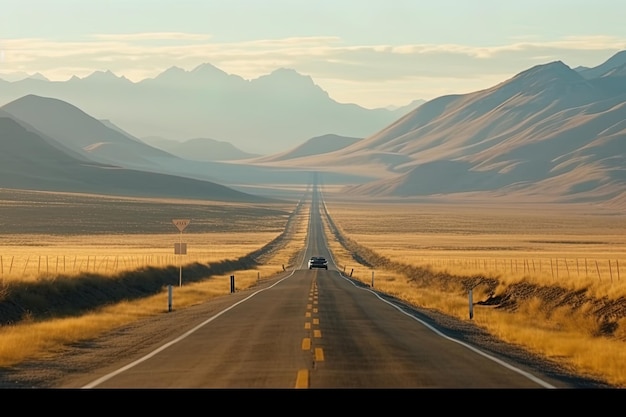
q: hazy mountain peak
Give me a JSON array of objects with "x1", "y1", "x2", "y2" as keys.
[
  {"x1": 4, "y1": 94, "x2": 99, "y2": 124},
  {"x1": 251, "y1": 67, "x2": 327, "y2": 99},
  {"x1": 191, "y1": 63, "x2": 228, "y2": 77},
  {"x1": 254, "y1": 68, "x2": 311, "y2": 85},
  {"x1": 28, "y1": 72, "x2": 49, "y2": 81},
  {"x1": 500, "y1": 60, "x2": 590, "y2": 97},
  {"x1": 83, "y1": 69, "x2": 127, "y2": 82},
  {"x1": 271, "y1": 68, "x2": 316, "y2": 84},
  {"x1": 602, "y1": 50, "x2": 626, "y2": 68},
  {"x1": 145, "y1": 63, "x2": 246, "y2": 90},
  {"x1": 515, "y1": 61, "x2": 580, "y2": 82},
  {"x1": 577, "y1": 50, "x2": 626, "y2": 79},
  {"x1": 152, "y1": 65, "x2": 187, "y2": 80},
  {"x1": 270, "y1": 67, "x2": 302, "y2": 77}
]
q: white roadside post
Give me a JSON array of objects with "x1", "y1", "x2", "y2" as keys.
[{"x1": 172, "y1": 219, "x2": 190, "y2": 287}]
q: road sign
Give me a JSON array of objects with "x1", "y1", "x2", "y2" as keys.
[
  {"x1": 174, "y1": 242, "x2": 187, "y2": 255},
  {"x1": 172, "y1": 219, "x2": 190, "y2": 232}
]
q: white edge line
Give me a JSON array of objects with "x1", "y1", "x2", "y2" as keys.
[
  {"x1": 338, "y1": 272, "x2": 557, "y2": 389},
  {"x1": 81, "y1": 270, "x2": 296, "y2": 389}
]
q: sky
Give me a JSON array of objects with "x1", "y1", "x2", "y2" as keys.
[{"x1": 2, "y1": 0, "x2": 626, "y2": 109}]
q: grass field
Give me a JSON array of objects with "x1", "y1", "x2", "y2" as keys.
[
  {"x1": 0, "y1": 188, "x2": 297, "y2": 279},
  {"x1": 0, "y1": 188, "x2": 308, "y2": 368},
  {"x1": 0, "y1": 232, "x2": 283, "y2": 279},
  {"x1": 2, "y1": 187, "x2": 626, "y2": 386},
  {"x1": 320, "y1": 196, "x2": 626, "y2": 386}
]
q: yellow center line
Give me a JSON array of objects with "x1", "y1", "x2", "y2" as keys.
[
  {"x1": 298, "y1": 277, "x2": 322, "y2": 388},
  {"x1": 295, "y1": 370, "x2": 309, "y2": 388}
]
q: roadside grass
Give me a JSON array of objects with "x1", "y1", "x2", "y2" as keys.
[
  {"x1": 3, "y1": 186, "x2": 626, "y2": 386},
  {"x1": 0, "y1": 193, "x2": 309, "y2": 368},
  {"x1": 0, "y1": 232, "x2": 284, "y2": 281},
  {"x1": 320, "y1": 198, "x2": 626, "y2": 387}
]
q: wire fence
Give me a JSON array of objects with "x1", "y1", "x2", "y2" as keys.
[
  {"x1": 1, "y1": 253, "x2": 623, "y2": 283},
  {"x1": 0, "y1": 253, "x2": 217, "y2": 278},
  {"x1": 419, "y1": 257, "x2": 623, "y2": 282}
]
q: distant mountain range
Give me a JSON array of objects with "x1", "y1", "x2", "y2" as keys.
[
  {"x1": 0, "y1": 94, "x2": 367, "y2": 201},
  {"x1": 1, "y1": 51, "x2": 625, "y2": 207},
  {"x1": 0, "y1": 109, "x2": 271, "y2": 203},
  {"x1": 247, "y1": 50, "x2": 626, "y2": 208},
  {"x1": 139, "y1": 136, "x2": 261, "y2": 162},
  {"x1": 0, "y1": 64, "x2": 420, "y2": 154}
]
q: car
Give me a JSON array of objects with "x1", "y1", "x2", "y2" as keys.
[{"x1": 308, "y1": 256, "x2": 328, "y2": 270}]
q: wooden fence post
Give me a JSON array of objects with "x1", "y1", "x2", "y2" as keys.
[{"x1": 556, "y1": 258, "x2": 559, "y2": 279}]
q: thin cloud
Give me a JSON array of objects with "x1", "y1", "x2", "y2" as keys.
[
  {"x1": 93, "y1": 32, "x2": 213, "y2": 42},
  {"x1": 1, "y1": 33, "x2": 625, "y2": 106}
]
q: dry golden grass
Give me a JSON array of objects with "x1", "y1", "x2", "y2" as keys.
[
  {"x1": 0, "y1": 203, "x2": 310, "y2": 367},
  {"x1": 0, "y1": 232, "x2": 281, "y2": 281},
  {"x1": 320, "y1": 197, "x2": 626, "y2": 387},
  {"x1": 3, "y1": 185, "x2": 626, "y2": 386},
  {"x1": 0, "y1": 188, "x2": 309, "y2": 368},
  {"x1": 325, "y1": 201, "x2": 626, "y2": 289}
]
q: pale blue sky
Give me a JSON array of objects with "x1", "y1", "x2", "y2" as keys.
[{"x1": 2, "y1": 0, "x2": 626, "y2": 108}]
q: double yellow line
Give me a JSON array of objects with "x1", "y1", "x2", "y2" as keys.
[{"x1": 296, "y1": 279, "x2": 324, "y2": 388}]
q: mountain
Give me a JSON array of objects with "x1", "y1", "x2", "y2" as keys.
[
  {"x1": 0, "y1": 94, "x2": 371, "y2": 199},
  {"x1": 0, "y1": 72, "x2": 49, "y2": 82},
  {"x1": 2, "y1": 94, "x2": 178, "y2": 171},
  {"x1": 251, "y1": 134, "x2": 362, "y2": 163},
  {"x1": 0, "y1": 112, "x2": 271, "y2": 202},
  {"x1": 0, "y1": 64, "x2": 411, "y2": 154},
  {"x1": 253, "y1": 51, "x2": 626, "y2": 206},
  {"x1": 3, "y1": 51, "x2": 625, "y2": 206},
  {"x1": 576, "y1": 50, "x2": 626, "y2": 79},
  {"x1": 141, "y1": 136, "x2": 260, "y2": 161}
]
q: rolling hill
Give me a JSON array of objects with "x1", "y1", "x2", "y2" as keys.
[
  {"x1": 0, "y1": 110, "x2": 275, "y2": 203},
  {"x1": 0, "y1": 64, "x2": 414, "y2": 154},
  {"x1": 140, "y1": 136, "x2": 260, "y2": 161},
  {"x1": 251, "y1": 52, "x2": 626, "y2": 206},
  {"x1": 0, "y1": 95, "x2": 372, "y2": 200},
  {"x1": 1, "y1": 51, "x2": 625, "y2": 207}
]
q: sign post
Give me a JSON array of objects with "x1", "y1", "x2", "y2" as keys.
[{"x1": 172, "y1": 219, "x2": 190, "y2": 287}]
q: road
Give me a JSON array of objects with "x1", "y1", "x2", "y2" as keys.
[{"x1": 58, "y1": 184, "x2": 585, "y2": 389}]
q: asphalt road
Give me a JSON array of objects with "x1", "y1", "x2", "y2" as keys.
[{"x1": 50, "y1": 184, "x2": 594, "y2": 389}]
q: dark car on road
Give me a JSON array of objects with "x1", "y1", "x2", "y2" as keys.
[{"x1": 308, "y1": 256, "x2": 328, "y2": 269}]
